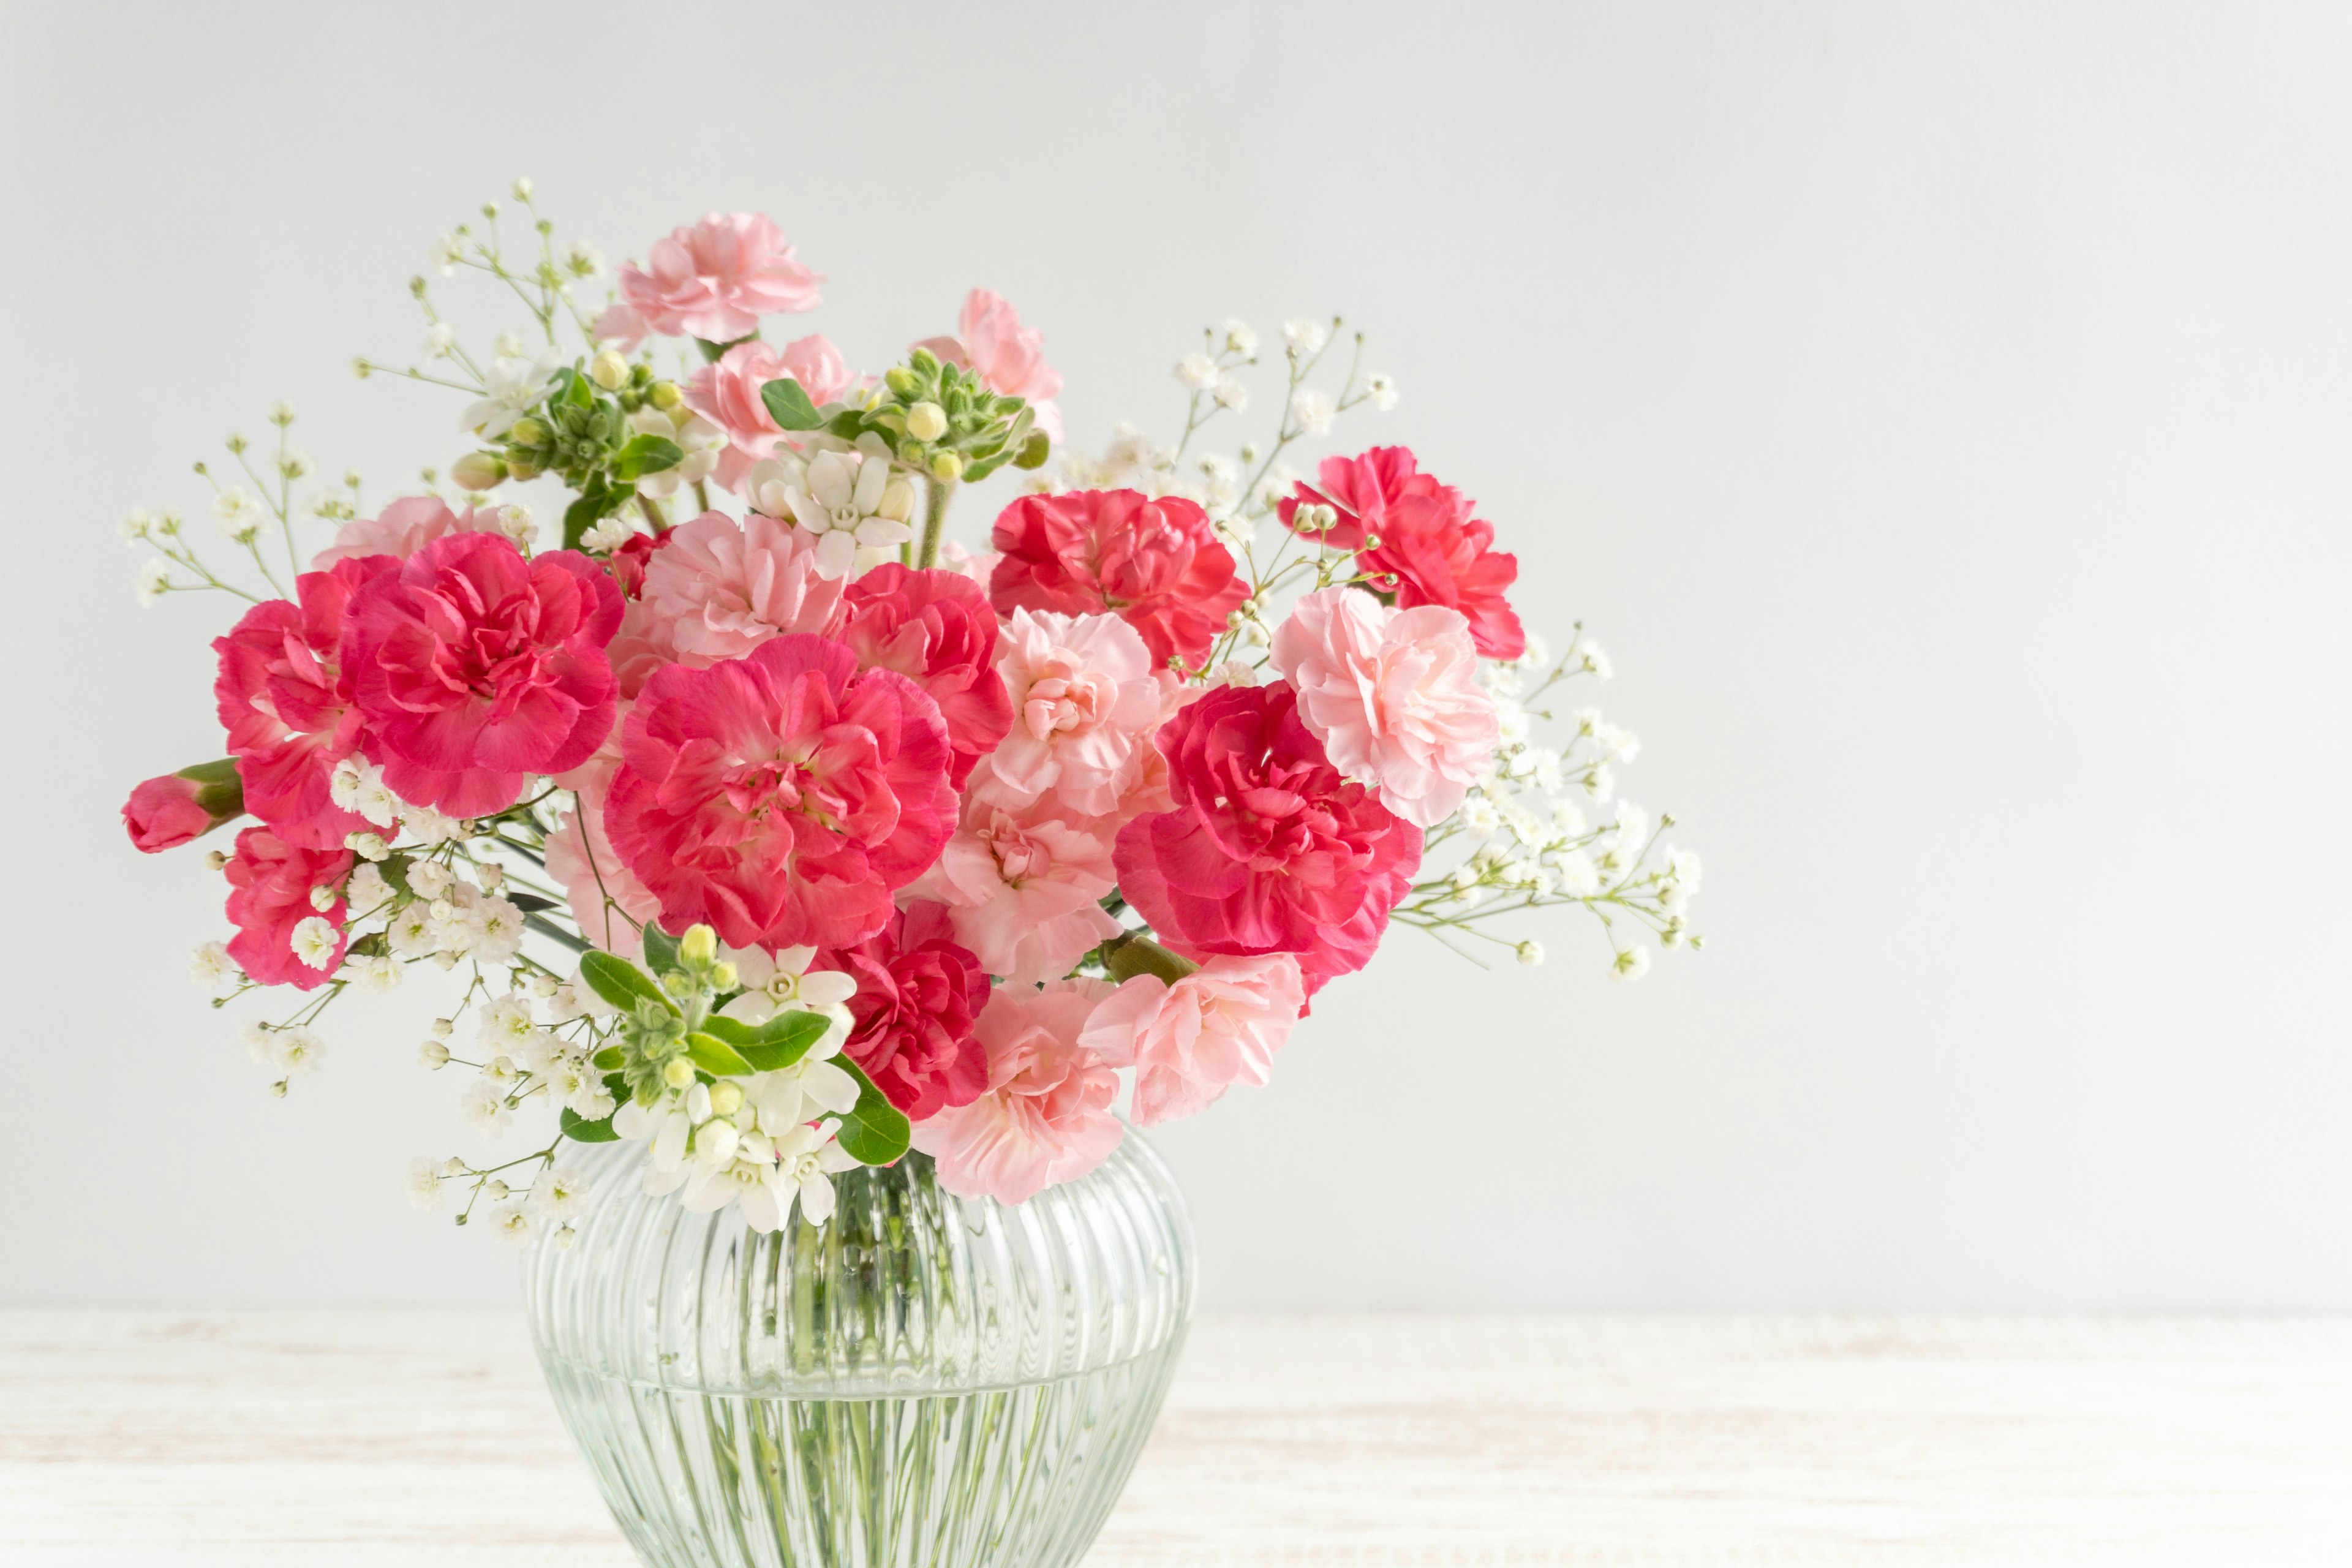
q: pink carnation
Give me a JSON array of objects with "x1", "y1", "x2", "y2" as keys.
[
  {"x1": 905, "y1": 793, "x2": 1121, "y2": 984},
  {"x1": 121, "y1": 768, "x2": 241, "y2": 853},
  {"x1": 812, "y1": 902, "x2": 990, "y2": 1120},
  {"x1": 989, "y1": 490, "x2": 1248, "y2": 670},
  {"x1": 1278, "y1": 448, "x2": 1523, "y2": 660},
  {"x1": 345, "y1": 533, "x2": 623, "y2": 818},
  {"x1": 833, "y1": 565, "x2": 1012, "y2": 789},
  {"x1": 1113, "y1": 681, "x2": 1421, "y2": 996},
  {"x1": 973, "y1": 608, "x2": 1162, "y2": 818},
  {"x1": 684, "y1": 335, "x2": 856, "y2": 492},
  {"x1": 213, "y1": 556, "x2": 386, "y2": 848},
  {"x1": 1269, "y1": 586, "x2": 1499, "y2": 828},
  {"x1": 915, "y1": 288, "x2": 1064, "y2": 442},
  {"x1": 222, "y1": 827, "x2": 352, "y2": 990},
  {"x1": 605, "y1": 635, "x2": 955, "y2": 951},
  {"x1": 637, "y1": 510, "x2": 845, "y2": 668},
  {"x1": 311, "y1": 496, "x2": 494, "y2": 570},
  {"x1": 545, "y1": 715, "x2": 662, "y2": 957},
  {"x1": 911, "y1": 981, "x2": 1124, "y2": 1205},
  {"x1": 1081, "y1": 954, "x2": 1305, "y2": 1127},
  {"x1": 616, "y1": 212, "x2": 823, "y2": 344}
]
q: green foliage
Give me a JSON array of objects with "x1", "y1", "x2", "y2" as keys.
[
  {"x1": 609, "y1": 432, "x2": 683, "y2": 481},
  {"x1": 701, "y1": 1009, "x2": 833, "y2": 1072},
  {"x1": 831, "y1": 1058, "x2": 912, "y2": 1166},
  {"x1": 759, "y1": 377, "x2": 826, "y2": 431},
  {"x1": 580, "y1": 951, "x2": 672, "y2": 1016}
]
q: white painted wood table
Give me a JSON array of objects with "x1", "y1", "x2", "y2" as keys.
[{"x1": 1, "y1": 1311, "x2": 2346, "y2": 1565}]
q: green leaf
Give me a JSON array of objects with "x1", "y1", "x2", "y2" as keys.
[
  {"x1": 504, "y1": 892, "x2": 557, "y2": 914},
  {"x1": 760, "y1": 377, "x2": 826, "y2": 431},
  {"x1": 580, "y1": 951, "x2": 673, "y2": 1015},
  {"x1": 547, "y1": 364, "x2": 593, "y2": 411},
  {"x1": 560, "y1": 1107, "x2": 619, "y2": 1142},
  {"x1": 685, "y1": 1030, "x2": 755, "y2": 1079},
  {"x1": 831, "y1": 1058, "x2": 912, "y2": 1166},
  {"x1": 609, "y1": 432, "x2": 683, "y2": 481},
  {"x1": 697, "y1": 334, "x2": 755, "y2": 364},
  {"x1": 640, "y1": 923, "x2": 681, "y2": 977},
  {"x1": 1011, "y1": 428, "x2": 1053, "y2": 469},
  {"x1": 590, "y1": 1046, "x2": 624, "y2": 1071},
  {"x1": 717, "y1": 1010, "x2": 832, "y2": 1072}
]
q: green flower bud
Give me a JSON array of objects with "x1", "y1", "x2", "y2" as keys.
[
  {"x1": 649, "y1": 380, "x2": 684, "y2": 411},
  {"x1": 884, "y1": 365, "x2": 922, "y2": 399},
  {"x1": 680, "y1": 924, "x2": 717, "y2": 965},
  {"x1": 450, "y1": 451, "x2": 507, "y2": 491},
  {"x1": 508, "y1": 418, "x2": 549, "y2": 448},
  {"x1": 662, "y1": 1057, "x2": 695, "y2": 1089},
  {"x1": 906, "y1": 401, "x2": 949, "y2": 442},
  {"x1": 929, "y1": 450, "x2": 964, "y2": 482}
]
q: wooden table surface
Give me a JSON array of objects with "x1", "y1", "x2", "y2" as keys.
[{"x1": 1, "y1": 1310, "x2": 2346, "y2": 1565}]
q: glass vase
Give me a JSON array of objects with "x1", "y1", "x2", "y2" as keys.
[{"x1": 523, "y1": 1130, "x2": 1195, "y2": 1568}]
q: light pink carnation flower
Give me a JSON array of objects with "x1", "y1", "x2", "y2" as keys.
[
  {"x1": 905, "y1": 794, "x2": 1123, "y2": 984},
  {"x1": 911, "y1": 981, "x2": 1123, "y2": 1205},
  {"x1": 637, "y1": 510, "x2": 846, "y2": 667},
  {"x1": 685, "y1": 334, "x2": 857, "y2": 492},
  {"x1": 1082, "y1": 954, "x2": 1305, "y2": 1127},
  {"x1": 1269, "y1": 586, "x2": 1499, "y2": 829},
  {"x1": 614, "y1": 213, "x2": 823, "y2": 344},
  {"x1": 311, "y1": 495, "x2": 493, "y2": 569},
  {"x1": 916, "y1": 288, "x2": 1064, "y2": 442},
  {"x1": 976, "y1": 609, "x2": 1161, "y2": 818},
  {"x1": 545, "y1": 718, "x2": 662, "y2": 956}
]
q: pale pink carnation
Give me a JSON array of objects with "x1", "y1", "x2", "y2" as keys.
[
  {"x1": 911, "y1": 981, "x2": 1123, "y2": 1205},
  {"x1": 905, "y1": 794, "x2": 1122, "y2": 984},
  {"x1": 616, "y1": 213, "x2": 823, "y2": 343},
  {"x1": 311, "y1": 496, "x2": 493, "y2": 569},
  {"x1": 1268, "y1": 586, "x2": 1499, "y2": 829},
  {"x1": 1082, "y1": 955, "x2": 1305, "y2": 1127},
  {"x1": 937, "y1": 539, "x2": 1000, "y2": 586},
  {"x1": 545, "y1": 715, "x2": 661, "y2": 956},
  {"x1": 915, "y1": 288, "x2": 1064, "y2": 442},
  {"x1": 685, "y1": 335, "x2": 857, "y2": 492},
  {"x1": 637, "y1": 510, "x2": 846, "y2": 667},
  {"x1": 975, "y1": 608, "x2": 1161, "y2": 818}
]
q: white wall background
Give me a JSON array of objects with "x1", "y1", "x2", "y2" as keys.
[{"x1": 2, "y1": 1, "x2": 2345, "y2": 1310}]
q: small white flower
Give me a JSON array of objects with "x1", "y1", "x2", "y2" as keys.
[
  {"x1": 477, "y1": 993, "x2": 537, "y2": 1053},
  {"x1": 1212, "y1": 377, "x2": 1250, "y2": 412},
  {"x1": 579, "y1": 516, "x2": 634, "y2": 554},
  {"x1": 488, "y1": 1202, "x2": 535, "y2": 1245},
  {"x1": 1283, "y1": 318, "x2": 1330, "y2": 355},
  {"x1": 459, "y1": 350, "x2": 562, "y2": 439},
  {"x1": 135, "y1": 557, "x2": 172, "y2": 606},
  {"x1": 461, "y1": 1080, "x2": 512, "y2": 1137},
  {"x1": 474, "y1": 897, "x2": 527, "y2": 962},
  {"x1": 405, "y1": 860, "x2": 451, "y2": 899},
  {"x1": 1528, "y1": 748, "x2": 1565, "y2": 794},
  {"x1": 401, "y1": 802, "x2": 462, "y2": 845},
  {"x1": 118, "y1": 508, "x2": 153, "y2": 543},
  {"x1": 405, "y1": 1158, "x2": 445, "y2": 1212},
  {"x1": 1221, "y1": 319, "x2": 1259, "y2": 356},
  {"x1": 1518, "y1": 631, "x2": 1551, "y2": 670},
  {"x1": 418, "y1": 1039, "x2": 450, "y2": 1069},
  {"x1": 1364, "y1": 373, "x2": 1400, "y2": 412},
  {"x1": 272, "y1": 1027, "x2": 326, "y2": 1075},
  {"x1": 529, "y1": 1166, "x2": 589, "y2": 1221},
  {"x1": 1555, "y1": 849, "x2": 1601, "y2": 899},
  {"x1": 189, "y1": 941, "x2": 235, "y2": 991},
  {"x1": 387, "y1": 903, "x2": 436, "y2": 957},
  {"x1": 1175, "y1": 353, "x2": 1219, "y2": 391},
  {"x1": 241, "y1": 1022, "x2": 276, "y2": 1065},
  {"x1": 1572, "y1": 638, "x2": 1613, "y2": 679},
  {"x1": 493, "y1": 503, "x2": 537, "y2": 548},
  {"x1": 1669, "y1": 848, "x2": 1705, "y2": 889},
  {"x1": 1551, "y1": 799, "x2": 1588, "y2": 837},
  {"x1": 1611, "y1": 945, "x2": 1652, "y2": 982},
  {"x1": 429, "y1": 233, "x2": 463, "y2": 274},
  {"x1": 350, "y1": 953, "x2": 403, "y2": 993},
  {"x1": 1289, "y1": 388, "x2": 1336, "y2": 435},
  {"x1": 564, "y1": 239, "x2": 605, "y2": 278},
  {"x1": 344, "y1": 831, "x2": 390, "y2": 862},
  {"x1": 424, "y1": 322, "x2": 457, "y2": 358},
  {"x1": 213, "y1": 488, "x2": 266, "y2": 543},
  {"x1": 549, "y1": 1052, "x2": 616, "y2": 1119},
  {"x1": 1585, "y1": 763, "x2": 1616, "y2": 802},
  {"x1": 494, "y1": 331, "x2": 524, "y2": 358},
  {"x1": 774, "y1": 448, "x2": 917, "y2": 578},
  {"x1": 1611, "y1": 801, "x2": 1651, "y2": 864},
  {"x1": 344, "y1": 863, "x2": 394, "y2": 922},
  {"x1": 1516, "y1": 940, "x2": 1545, "y2": 967},
  {"x1": 1460, "y1": 796, "x2": 1502, "y2": 841},
  {"x1": 289, "y1": 916, "x2": 341, "y2": 971}
]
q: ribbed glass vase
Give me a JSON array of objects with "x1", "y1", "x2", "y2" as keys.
[{"x1": 523, "y1": 1131, "x2": 1195, "y2": 1568}]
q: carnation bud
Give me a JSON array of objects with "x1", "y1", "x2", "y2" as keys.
[
  {"x1": 589, "y1": 350, "x2": 629, "y2": 391},
  {"x1": 905, "y1": 401, "x2": 949, "y2": 442},
  {"x1": 929, "y1": 451, "x2": 964, "y2": 482},
  {"x1": 679, "y1": 924, "x2": 717, "y2": 965},
  {"x1": 648, "y1": 380, "x2": 683, "y2": 411},
  {"x1": 709, "y1": 1081, "x2": 745, "y2": 1117},
  {"x1": 418, "y1": 1039, "x2": 450, "y2": 1069},
  {"x1": 451, "y1": 451, "x2": 507, "y2": 491},
  {"x1": 662, "y1": 1057, "x2": 696, "y2": 1089}
]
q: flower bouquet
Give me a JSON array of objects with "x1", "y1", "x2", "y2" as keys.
[{"x1": 121, "y1": 185, "x2": 1702, "y2": 1568}]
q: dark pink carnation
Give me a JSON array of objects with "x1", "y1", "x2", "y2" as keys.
[
  {"x1": 121, "y1": 764, "x2": 243, "y2": 853},
  {"x1": 989, "y1": 489, "x2": 1247, "y2": 671},
  {"x1": 812, "y1": 902, "x2": 990, "y2": 1120},
  {"x1": 617, "y1": 212, "x2": 823, "y2": 343},
  {"x1": 345, "y1": 533, "x2": 623, "y2": 818},
  {"x1": 603, "y1": 634, "x2": 955, "y2": 951},
  {"x1": 608, "y1": 530, "x2": 671, "y2": 600},
  {"x1": 214, "y1": 556, "x2": 388, "y2": 848},
  {"x1": 1113, "y1": 680, "x2": 1421, "y2": 995},
  {"x1": 1278, "y1": 448, "x2": 1523, "y2": 660},
  {"x1": 222, "y1": 827, "x2": 352, "y2": 989},
  {"x1": 833, "y1": 565, "x2": 1012, "y2": 788}
]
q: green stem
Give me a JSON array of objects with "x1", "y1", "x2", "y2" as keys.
[{"x1": 916, "y1": 476, "x2": 956, "y2": 570}]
